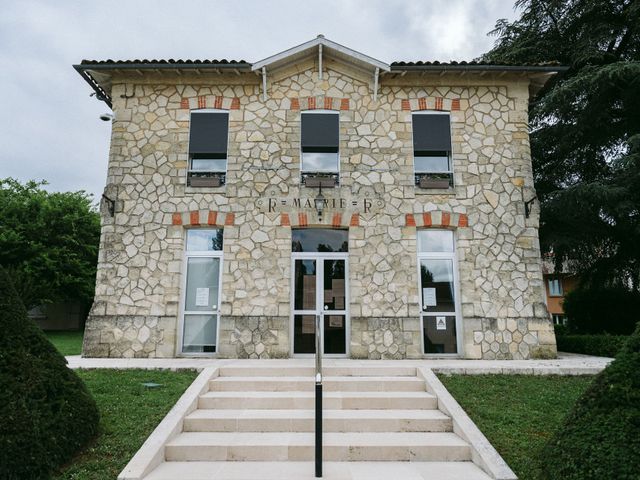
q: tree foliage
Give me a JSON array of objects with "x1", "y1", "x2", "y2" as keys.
[
  {"x1": 483, "y1": 0, "x2": 640, "y2": 288},
  {"x1": 0, "y1": 178, "x2": 101, "y2": 309},
  {"x1": 563, "y1": 285, "x2": 640, "y2": 334}
]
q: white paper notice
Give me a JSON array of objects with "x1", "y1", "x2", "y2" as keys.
[
  {"x1": 423, "y1": 288, "x2": 437, "y2": 307},
  {"x1": 195, "y1": 288, "x2": 210, "y2": 307},
  {"x1": 436, "y1": 316, "x2": 447, "y2": 330}
]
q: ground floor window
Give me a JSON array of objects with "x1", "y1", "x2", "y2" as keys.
[
  {"x1": 418, "y1": 229, "x2": 460, "y2": 354},
  {"x1": 180, "y1": 229, "x2": 223, "y2": 354}
]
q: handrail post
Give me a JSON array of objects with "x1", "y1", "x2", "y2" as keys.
[{"x1": 315, "y1": 313, "x2": 322, "y2": 478}]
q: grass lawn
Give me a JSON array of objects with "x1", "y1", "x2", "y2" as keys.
[
  {"x1": 45, "y1": 330, "x2": 84, "y2": 356},
  {"x1": 55, "y1": 369, "x2": 199, "y2": 480},
  {"x1": 438, "y1": 374, "x2": 594, "y2": 480}
]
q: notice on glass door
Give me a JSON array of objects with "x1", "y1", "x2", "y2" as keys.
[
  {"x1": 423, "y1": 288, "x2": 437, "y2": 306},
  {"x1": 195, "y1": 288, "x2": 210, "y2": 307},
  {"x1": 436, "y1": 316, "x2": 447, "y2": 330}
]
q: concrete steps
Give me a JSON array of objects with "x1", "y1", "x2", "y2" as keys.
[
  {"x1": 198, "y1": 390, "x2": 439, "y2": 409},
  {"x1": 165, "y1": 431, "x2": 471, "y2": 461},
  {"x1": 139, "y1": 365, "x2": 496, "y2": 479},
  {"x1": 144, "y1": 461, "x2": 493, "y2": 480},
  {"x1": 184, "y1": 408, "x2": 452, "y2": 432},
  {"x1": 209, "y1": 375, "x2": 426, "y2": 392}
]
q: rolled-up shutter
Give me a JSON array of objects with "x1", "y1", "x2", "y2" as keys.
[
  {"x1": 189, "y1": 112, "x2": 229, "y2": 154},
  {"x1": 301, "y1": 113, "x2": 339, "y2": 151},
  {"x1": 413, "y1": 114, "x2": 451, "y2": 152}
]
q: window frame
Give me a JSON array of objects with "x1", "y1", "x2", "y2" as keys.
[
  {"x1": 411, "y1": 111, "x2": 454, "y2": 189},
  {"x1": 177, "y1": 228, "x2": 224, "y2": 356},
  {"x1": 548, "y1": 278, "x2": 563, "y2": 297},
  {"x1": 552, "y1": 314, "x2": 567, "y2": 326},
  {"x1": 416, "y1": 229, "x2": 463, "y2": 356},
  {"x1": 300, "y1": 109, "x2": 340, "y2": 185},
  {"x1": 187, "y1": 108, "x2": 230, "y2": 187}
]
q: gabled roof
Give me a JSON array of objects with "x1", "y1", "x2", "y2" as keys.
[{"x1": 251, "y1": 35, "x2": 390, "y2": 74}]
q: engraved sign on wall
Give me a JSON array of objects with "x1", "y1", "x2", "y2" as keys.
[{"x1": 256, "y1": 196, "x2": 384, "y2": 214}]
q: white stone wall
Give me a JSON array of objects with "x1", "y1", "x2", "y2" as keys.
[{"x1": 83, "y1": 61, "x2": 556, "y2": 359}]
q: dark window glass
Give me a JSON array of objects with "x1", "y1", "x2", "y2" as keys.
[
  {"x1": 423, "y1": 315, "x2": 457, "y2": 354},
  {"x1": 294, "y1": 314, "x2": 316, "y2": 354},
  {"x1": 294, "y1": 260, "x2": 316, "y2": 310},
  {"x1": 323, "y1": 259, "x2": 346, "y2": 311},
  {"x1": 420, "y1": 259, "x2": 455, "y2": 313},
  {"x1": 292, "y1": 229, "x2": 348, "y2": 253}
]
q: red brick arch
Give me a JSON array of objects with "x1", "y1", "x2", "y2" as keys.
[
  {"x1": 288, "y1": 96, "x2": 350, "y2": 111},
  {"x1": 406, "y1": 211, "x2": 468, "y2": 228},
  {"x1": 180, "y1": 95, "x2": 241, "y2": 110},
  {"x1": 401, "y1": 97, "x2": 461, "y2": 111}
]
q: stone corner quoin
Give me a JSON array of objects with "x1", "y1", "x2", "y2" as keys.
[{"x1": 80, "y1": 40, "x2": 557, "y2": 361}]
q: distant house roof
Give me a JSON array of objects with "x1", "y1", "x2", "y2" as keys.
[{"x1": 75, "y1": 36, "x2": 567, "y2": 107}]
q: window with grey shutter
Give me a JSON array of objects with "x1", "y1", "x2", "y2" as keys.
[
  {"x1": 188, "y1": 111, "x2": 229, "y2": 187},
  {"x1": 412, "y1": 113, "x2": 453, "y2": 189},
  {"x1": 301, "y1": 110, "x2": 339, "y2": 187}
]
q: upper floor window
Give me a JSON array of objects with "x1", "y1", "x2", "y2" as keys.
[
  {"x1": 301, "y1": 110, "x2": 339, "y2": 188},
  {"x1": 188, "y1": 110, "x2": 228, "y2": 187},
  {"x1": 548, "y1": 278, "x2": 563, "y2": 296},
  {"x1": 412, "y1": 112, "x2": 452, "y2": 189}
]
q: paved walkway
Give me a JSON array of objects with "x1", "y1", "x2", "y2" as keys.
[{"x1": 66, "y1": 352, "x2": 611, "y2": 375}]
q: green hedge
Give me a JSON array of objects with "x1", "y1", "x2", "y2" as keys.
[
  {"x1": 0, "y1": 267, "x2": 100, "y2": 479},
  {"x1": 556, "y1": 334, "x2": 629, "y2": 357},
  {"x1": 563, "y1": 287, "x2": 640, "y2": 335},
  {"x1": 539, "y1": 326, "x2": 640, "y2": 479}
]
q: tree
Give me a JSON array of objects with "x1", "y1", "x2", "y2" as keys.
[
  {"x1": 0, "y1": 178, "x2": 101, "y2": 309},
  {"x1": 483, "y1": 0, "x2": 640, "y2": 289},
  {"x1": 0, "y1": 266, "x2": 100, "y2": 478},
  {"x1": 539, "y1": 323, "x2": 640, "y2": 479}
]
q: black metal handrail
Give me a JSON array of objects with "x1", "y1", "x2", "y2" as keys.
[{"x1": 315, "y1": 313, "x2": 323, "y2": 478}]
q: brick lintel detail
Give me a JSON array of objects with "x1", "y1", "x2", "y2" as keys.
[
  {"x1": 406, "y1": 211, "x2": 469, "y2": 228},
  {"x1": 172, "y1": 210, "x2": 234, "y2": 226},
  {"x1": 401, "y1": 97, "x2": 461, "y2": 111},
  {"x1": 180, "y1": 96, "x2": 241, "y2": 110}
]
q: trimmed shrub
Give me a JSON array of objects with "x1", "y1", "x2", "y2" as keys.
[
  {"x1": 563, "y1": 287, "x2": 640, "y2": 334},
  {"x1": 553, "y1": 323, "x2": 569, "y2": 336},
  {"x1": 557, "y1": 334, "x2": 629, "y2": 358},
  {"x1": 0, "y1": 267, "x2": 99, "y2": 479},
  {"x1": 539, "y1": 325, "x2": 640, "y2": 479}
]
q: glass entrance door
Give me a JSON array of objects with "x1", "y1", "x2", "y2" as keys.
[{"x1": 292, "y1": 256, "x2": 348, "y2": 356}]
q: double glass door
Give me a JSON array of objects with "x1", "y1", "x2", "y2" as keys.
[{"x1": 292, "y1": 255, "x2": 348, "y2": 356}]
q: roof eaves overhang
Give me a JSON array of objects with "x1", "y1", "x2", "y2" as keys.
[
  {"x1": 389, "y1": 64, "x2": 569, "y2": 74},
  {"x1": 73, "y1": 62, "x2": 253, "y2": 108}
]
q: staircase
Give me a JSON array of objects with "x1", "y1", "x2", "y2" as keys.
[{"x1": 143, "y1": 365, "x2": 493, "y2": 479}]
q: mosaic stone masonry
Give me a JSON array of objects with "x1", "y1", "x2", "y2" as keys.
[{"x1": 82, "y1": 54, "x2": 557, "y2": 359}]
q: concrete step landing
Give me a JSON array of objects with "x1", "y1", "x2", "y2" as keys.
[{"x1": 144, "y1": 461, "x2": 493, "y2": 480}]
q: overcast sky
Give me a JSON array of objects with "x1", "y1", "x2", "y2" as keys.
[{"x1": 0, "y1": 0, "x2": 517, "y2": 201}]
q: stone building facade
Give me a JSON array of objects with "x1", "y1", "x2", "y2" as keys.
[{"x1": 75, "y1": 36, "x2": 561, "y2": 360}]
